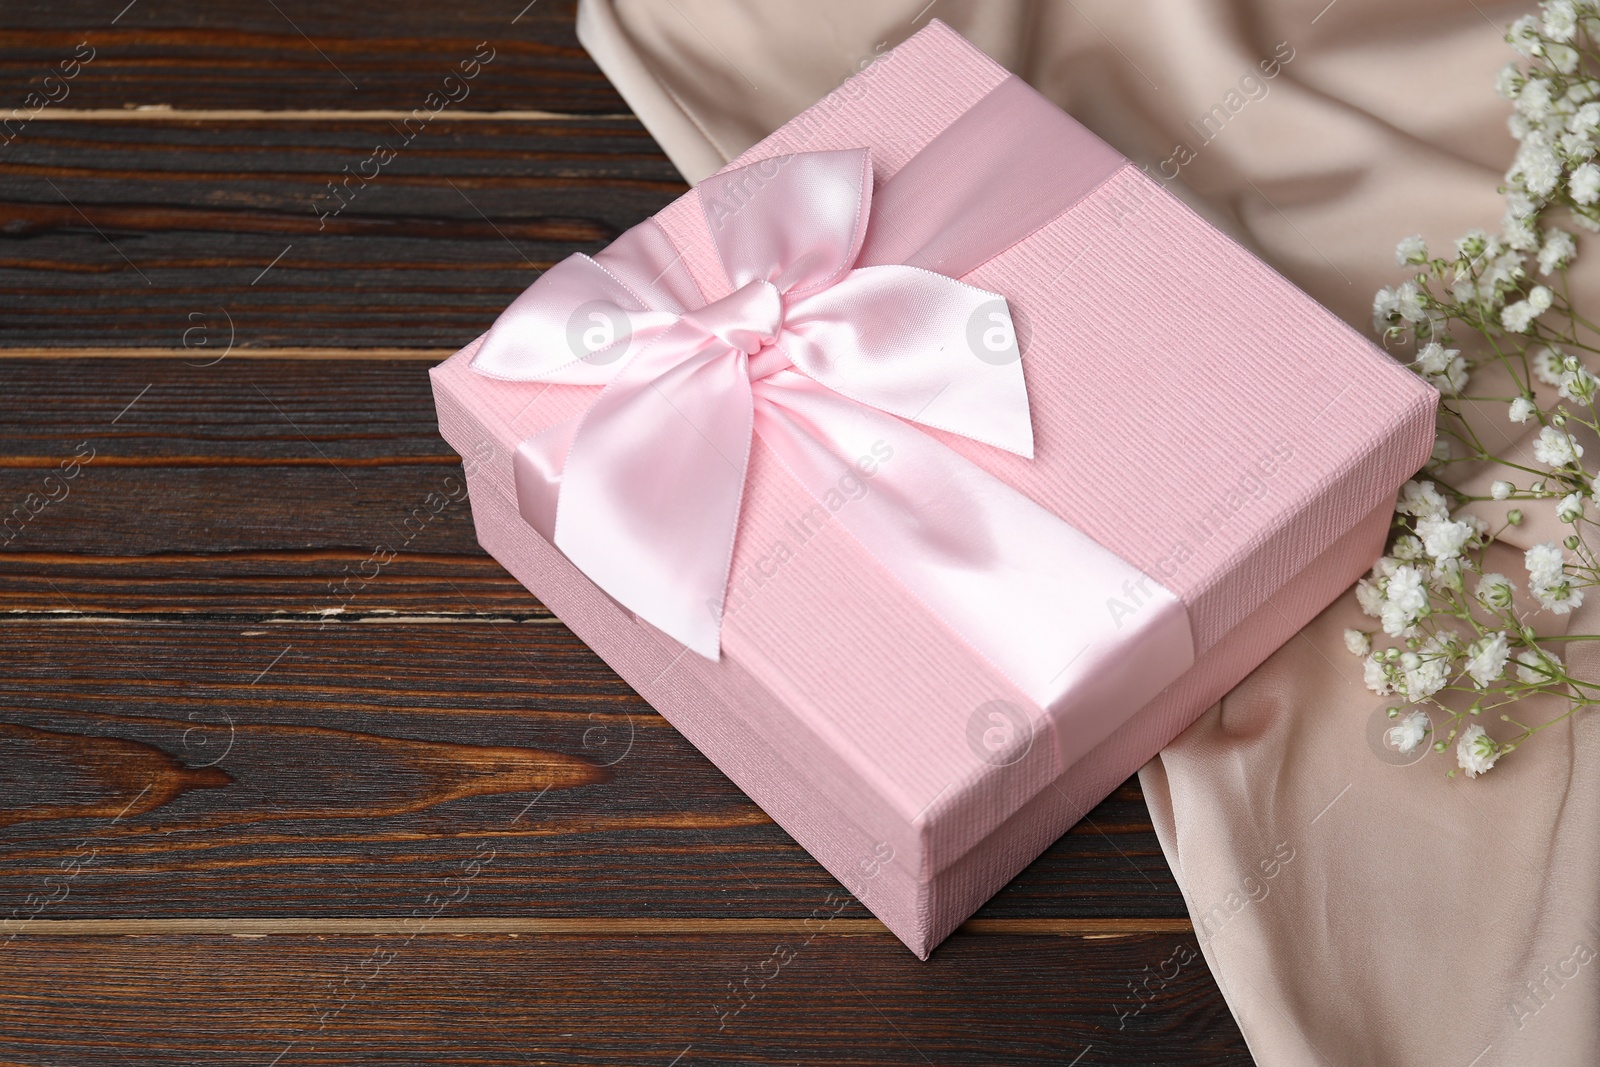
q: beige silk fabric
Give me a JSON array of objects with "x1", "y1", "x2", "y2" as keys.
[{"x1": 575, "y1": 1, "x2": 1600, "y2": 1063}]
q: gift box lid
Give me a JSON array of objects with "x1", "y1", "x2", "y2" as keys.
[{"x1": 431, "y1": 19, "x2": 1434, "y2": 889}]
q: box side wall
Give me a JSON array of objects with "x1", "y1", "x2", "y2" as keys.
[{"x1": 922, "y1": 494, "x2": 1395, "y2": 951}]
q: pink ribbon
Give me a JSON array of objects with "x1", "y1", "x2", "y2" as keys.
[{"x1": 471, "y1": 143, "x2": 1192, "y2": 742}]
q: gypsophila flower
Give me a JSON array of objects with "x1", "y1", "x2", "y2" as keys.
[
  {"x1": 1573, "y1": 161, "x2": 1600, "y2": 204},
  {"x1": 1417, "y1": 516, "x2": 1475, "y2": 560},
  {"x1": 1381, "y1": 564, "x2": 1430, "y2": 637},
  {"x1": 1521, "y1": 75, "x2": 1557, "y2": 120},
  {"x1": 1573, "y1": 100, "x2": 1600, "y2": 135},
  {"x1": 1510, "y1": 396, "x2": 1537, "y2": 422},
  {"x1": 1558, "y1": 491, "x2": 1587, "y2": 522},
  {"x1": 1561, "y1": 128, "x2": 1596, "y2": 160},
  {"x1": 1534, "y1": 425, "x2": 1586, "y2": 466},
  {"x1": 1393, "y1": 534, "x2": 1425, "y2": 561},
  {"x1": 1527, "y1": 541, "x2": 1566, "y2": 585},
  {"x1": 1550, "y1": 42, "x2": 1582, "y2": 75},
  {"x1": 1397, "y1": 480, "x2": 1450, "y2": 519},
  {"x1": 1540, "y1": 228, "x2": 1578, "y2": 273},
  {"x1": 1530, "y1": 535, "x2": 1586, "y2": 606},
  {"x1": 1517, "y1": 646, "x2": 1565, "y2": 683},
  {"x1": 1396, "y1": 235, "x2": 1428, "y2": 266},
  {"x1": 1492, "y1": 479, "x2": 1516, "y2": 500},
  {"x1": 1364, "y1": 654, "x2": 1393, "y2": 695},
  {"x1": 1388, "y1": 710, "x2": 1432, "y2": 754},
  {"x1": 1506, "y1": 211, "x2": 1540, "y2": 252},
  {"x1": 1537, "y1": 573, "x2": 1585, "y2": 613},
  {"x1": 1547, "y1": 3, "x2": 1579, "y2": 42},
  {"x1": 1466, "y1": 632, "x2": 1511, "y2": 687},
  {"x1": 1415, "y1": 342, "x2": 1467, "y2": 394},
  {"x1": 1510, "y1": 14, "x2": 1545, "y2": 57},
  {"x1": 1515, "y1": 132, "x2": 1565, "y2": 198},
  {"x1": 1457, "y1": 725, "x2": 1502, "y2": 778},
  {"x1": 1503, "y1": 298, "x2": 1540, "y2": 332},
  {"x1": 1533, "y1": 345, "x2": 1568, "y2": 385},
  {"x1": 1486, "y1": 249, "x2": 1528, "y2": 294},
  {"x1": 1477, "y1": 572, "x2": 1517, "y2": 609},
  {"x1": 1356, "y1": 577, "x2": 1384, "y2": 617},
  {"x1": 1373, "y1": 286, "x2": 1400, "y2": 330},
  {"x1": 1344, "y1": 629, "x2": 1371, "y2": 656},
  {"x1": 1457, "y1": 228, "x2": 1492, "y2": 259},
  {"x1": 1395, "y1": 280, "x2": 1427, "y2": 322},
  {"x1": 1499, "y1": 62, "x2": 1527, "y2": 100},
  {"x1": 1559, "y1": 364, "x2": 1599, "y2": 402},
  {"x1": 1401, "y1": 647, "x2": 1451, "y2": 700},
  {"x1": 1433, "y1": 554, "x2": 1466, "y2": 593}
]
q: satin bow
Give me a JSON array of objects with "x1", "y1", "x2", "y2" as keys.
[{"x1": 471, "y1": 147, "x2": 1032, "y2": 659}]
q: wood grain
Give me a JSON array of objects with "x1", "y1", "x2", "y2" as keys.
[
  {"x1": 0, "y1": 617, "x2": 1181, "y2": 920},
  {"x1": 0, "y1": 1, "x2": 629, "y2": 113},
  {"x1": 0, "y1": 934, "x2": 1250, "y2": 1066},
  {"x1": 1, "y1": 356, "x2": 451, "y2": 460},
  {"x1": 0, "y1": 117, "x2": 684, "y2": 347},
  {"x1": 0, "y1": 358, "x2": 451, "y2": 463}
]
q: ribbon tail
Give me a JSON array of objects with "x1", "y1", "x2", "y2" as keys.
[
  {"x1": 752, "y1": 372, "x2": 1193, "y2": 770},
  {"x1": 553, "y1": 323, "x2": 754, "y2": 659},
  {"x1": 513, "y1": 416, "x2": 579, "y2": 543}
]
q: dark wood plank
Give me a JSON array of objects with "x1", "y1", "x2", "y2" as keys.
[
  {"x1": 0, "y1": 617, "x2": 1180, "y2": 920},
  {"x1": 0, "y1": 117, "x2": 685, "y2": 347},
  {"x1": 0, "y1": 551, "x2": 538, "y2": 614},
  {"x1": 0, "y1": 933, "x2": 1250, "y2": 1064},
  {"x1": 0, "y1": 0, "x2": 627, "y2": 113},
  {"x1": 0, "y1": 462, "x2": 487, "y2": 554},
  {"x1": 0, "y1": 358, "x2": 451, "y2": 463}
]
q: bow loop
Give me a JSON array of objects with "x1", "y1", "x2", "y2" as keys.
[
  {"x1": 472, "y1": 220, "x2": 697, "y2": 386},
  {"x1": 699, "y1": 148, "x2": 874, "y2": 298},
  {"x1": 470, "y1": 146, "x2": 1034, "y2": 658}
]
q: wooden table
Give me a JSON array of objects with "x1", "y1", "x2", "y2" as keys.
[{"x1": 0, "y1": 3, "x2": 1253, "y2": 1062}]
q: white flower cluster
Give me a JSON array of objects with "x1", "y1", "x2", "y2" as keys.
[
  {"x1": 1387, "y1": 710, "x2": 1432, "y2": 754},
  {"x1": 1457, "y1": 724, "x2": 1502, "y2": 778},
  {"x1": 1527, "y1": 540, "x2": 1587, "y2": 612},
  {"x1": 1412, "y1": 342, "x2": 1467, "y2": 395},
  {"x1": 1355, "y1": 482, "x2": 1488, "y2": 682},
  {"x1": 1350, "y1": 476, "x2": 1584, "y2": 777},
  {"x1": 1361, "y1": 2, "x2": 1600, "y2": 780},
  {"x1": 1375, "y1": 8, "x2": 1599, "y2": 353}
]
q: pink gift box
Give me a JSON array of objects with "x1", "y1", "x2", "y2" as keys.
[{"x1": 431, "y1": 20, "x2": 1435, "y2": 957}]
